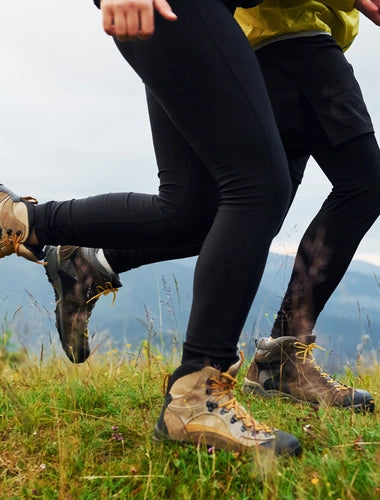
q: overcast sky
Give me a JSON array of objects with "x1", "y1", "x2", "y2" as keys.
[{"x1": 0, "y1": 1, "x2": 379, "y2": 266}]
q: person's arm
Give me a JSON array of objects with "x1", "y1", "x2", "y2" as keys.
[
  {"x1": 94, "y1": 0, "x2": 177, "y2": 41},
  {"x1": 354, "y1": 0, "x2": 380, "y2": 25}
]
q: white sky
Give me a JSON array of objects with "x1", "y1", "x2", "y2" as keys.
[{"x1": 0, "y1": 1, "x2": 379, "y2": 266}]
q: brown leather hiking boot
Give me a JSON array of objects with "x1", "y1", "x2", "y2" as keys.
[
  {"x1": 154, "y1": 359, "x2": 302, "y2": 456},
  {"x1": 44, "y1": 245, "x2": 121, "y2": 363},
  {"x1": 0, "y1": 184, "x2": 42, "y2": 262},
  {"x1": 243, "y1": 335, "x2": 375, "y2": 412}
]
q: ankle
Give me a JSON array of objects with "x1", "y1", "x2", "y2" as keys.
[{"x1": 26, "y1": 229, "x2": 40, "y2": 246}]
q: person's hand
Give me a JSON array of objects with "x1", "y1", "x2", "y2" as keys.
[
  {"x1": 100, "y1": 0, "x2": 177, "y2": 41},
  {"x1": 355, "y1": 0, "x2": 380, "y2": 25}
]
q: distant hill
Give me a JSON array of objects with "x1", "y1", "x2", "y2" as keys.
[{"x1": 0, "y1": 252, "x2": 379, "y2": 369}]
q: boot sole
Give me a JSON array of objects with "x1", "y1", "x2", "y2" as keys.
[
  {"x1": 45, "y1": 245, "x2": 63, "y2": 302},
  {"x1": 44, "y1": 245, "x2": 90, "y2": 363},
  {"x1": 153, "y1": 424, "x2": 302, "y2": 456},
  {"x1": 243, "y1": 378, "x2": 375, "y2": 412}
]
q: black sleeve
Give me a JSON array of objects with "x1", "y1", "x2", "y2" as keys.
[{"x1": 94, "y1": 0, "x2": 100, "y2": 8}]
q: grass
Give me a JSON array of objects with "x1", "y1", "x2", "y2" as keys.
[{"x1": 0, "y1": 342, "x2": 379, "y2": 499}]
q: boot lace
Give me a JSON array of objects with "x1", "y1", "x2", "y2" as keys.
[
  {"x1": 86, "y1": 282, "x2": 119, "y2": 305},
  {"x1": 1, "y1": 230, "x2": 23, "y2": 256},
  {"x1": 294, "y1": 341, "x2": 348, "y2": 391},
  {"x1": 209, "y1": 371, "x2": 272, "y2": 433}
]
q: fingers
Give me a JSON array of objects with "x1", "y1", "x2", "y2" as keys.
[
  {"x1": 100, "y1": 0, "x2": 177, "y2": 42},
  {"x1": 136, "y1": 2, "x2": 155, "y2": 40},
  {"x1": 355, "y1": 0, "x2": 380, "y2": 26},
  {"x1": 153, "y1": 0, "x2": 177, "y2": 21}
]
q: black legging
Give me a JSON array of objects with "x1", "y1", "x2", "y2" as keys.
[
  {"x1": 257, "y1": 36, "x2": 380, "y2": 339},
  {"x1": 33, "y1": 0, "x2": 291, "y2": 368},
  {"x1": 271, "y1": 131, "x2": 380, "y2": 338}
]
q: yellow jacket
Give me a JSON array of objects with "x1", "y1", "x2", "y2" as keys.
[{"x1": 235, "y1": 0, "x2": 358, "y2": 52}]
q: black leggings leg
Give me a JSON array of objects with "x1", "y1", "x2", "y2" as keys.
[
  {"x1": 272, "y1": 132, "x2": 380, "y2": 338},
  {"x1": 33, "y1": 0, "x2": 291, "y2": 365}
]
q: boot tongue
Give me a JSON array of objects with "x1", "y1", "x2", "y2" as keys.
[
  {"x1": 298, "y1": 333, "x2": 316, "y2": 345},
  {"x1": 223, "y1": 354, "x2": 243, "y2": 378}
]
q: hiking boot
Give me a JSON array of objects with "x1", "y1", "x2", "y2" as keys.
[
  {"x1": 0, "y1": 184, "x2": 43, "y2": 262},
  {"x1": 243, "y1": 335, "x2": 375, "y2": 412},
  {"x1": 44, "y1": 245, "x2": 122, "y2": 363},
  {"x1": 154, "y1": 359, "x2": 302, "y2": 456}
]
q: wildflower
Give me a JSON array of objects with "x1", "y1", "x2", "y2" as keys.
[{"x1": 113, "y1": 433, "x2": 124, "y2": 441}]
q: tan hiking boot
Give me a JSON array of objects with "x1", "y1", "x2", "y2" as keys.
[
  {"x1": 154, "y1": 359, "x2": 302, "y2": 456},
  {"x1": 243, "y1": 335, "x2": 375, "y2": 412},
  {"x1": 0, "y1": 184, "x2": 41, "y2": 262}
]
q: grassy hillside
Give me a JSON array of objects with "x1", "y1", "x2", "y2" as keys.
[{"x1": 1, "y1": 336, "x2": 379, "y2": 499}]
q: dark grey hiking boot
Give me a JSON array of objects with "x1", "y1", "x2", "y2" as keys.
[
  {"x1": 45, "y1": 245, "x2": 122, "y2": 363},
  {"x1": 154, "y1": 358, "x2": 302, "y2": 457},
  {"x1": 243, "y1": 335, "x2": 375, "y2": 412}
]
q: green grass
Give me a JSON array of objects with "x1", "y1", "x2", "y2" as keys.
[{"x1": 1, "y1": 345, "x2": 379, "y2": 499}]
